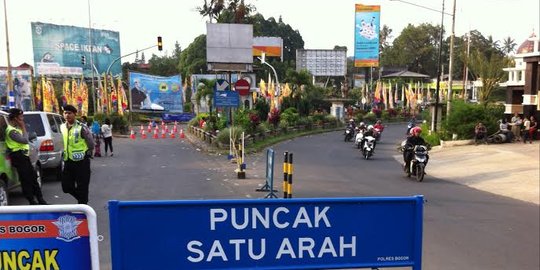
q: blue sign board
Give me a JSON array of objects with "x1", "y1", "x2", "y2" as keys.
[
  {"x1": 214, "y1": 90, "x2": 240, "y2": 107},
  {"x1": 109, "y1": 196, "x2": 424, "y2": 270},
  {"x1": 0, "y1": 210, "x2": 97, "y2": 270}
]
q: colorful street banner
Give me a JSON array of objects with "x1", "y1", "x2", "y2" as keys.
[
  {"x1": 253, "y1": 37, "x2": 283, "y2": 59},
  {"x1": 354, "y1": 4, "x2": 380, "y2": 67},
  {"x1": 31, "y1": 22, "x2": 121, "y2": 77},
  {"x1": 0, "y1": 68, "x2": 33, "y2": 110},
  {"x1": 129, "y1": 72, "x2": 183, "y2": 112}
]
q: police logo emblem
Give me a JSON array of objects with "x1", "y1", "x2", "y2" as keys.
[{"x1": 53, "y1": 215, "x2": 83, "y2": 242}]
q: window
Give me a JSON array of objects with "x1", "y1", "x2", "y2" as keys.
[
  {"x1": 47, "y1": 114, "x2": 59, "y2": 133},
  {"x1": 24, "y1": 114, "x2": 45, "y2": 136}
]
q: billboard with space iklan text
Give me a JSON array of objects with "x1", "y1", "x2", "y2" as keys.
[
  {"x1": 109, "y1": 197, "x2": 424, "y2": 269},
  {"x1": 354, "y1": 4, "x2": 380, "y2": 67}
]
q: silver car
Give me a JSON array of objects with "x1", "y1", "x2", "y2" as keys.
[
  {"x1": 0, "y1": 110, "x2": 40, "y2": 206},
  {"x1": 23, "y1": 111, "x2": 64, "y2": 181}
]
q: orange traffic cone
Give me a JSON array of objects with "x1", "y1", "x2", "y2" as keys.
[
  {"x1": 141, "y1": 129, "x2": 147, "y2": 139},
  {"x1": 161, "y1": 128, "x2": 166, "y2": 139},
  {"x1": 130, "y1": 128, "x2": 136, "y2": 140},
  {"x1": 170, "y1": 131, "x2": 176, "y2": 139},
  {"x1": 179, "y1": 128, "x2": 185, "y2": 139},
  {"x1": 147, "y1": 121, "x2": 152, "y2": 133},
  {"x1": 165, "y1": 125, "x2": 169, "y2": 134},
  {"x1": 173, "y1": 122, "x2": 178, "y2": 134},
  {"x1": 153, "y1": 126, "x2": 159, "y2": 139}
]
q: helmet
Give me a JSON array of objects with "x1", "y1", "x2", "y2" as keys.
[
  {"x1": 359, "y1": 122, "x2": 365, "y2": 127},
  {"x1": 349, "y1": 119, "x2": 354, "y2": 122},
  {"x1": 376, "y1": 120, "x2": 381, "y2": 124},
  {"x1": 411, "y1": 126, "x2": 422, "y2": 136},
  {"x1": 367, "y1": 125, "x2": 374, "y2": 131}
]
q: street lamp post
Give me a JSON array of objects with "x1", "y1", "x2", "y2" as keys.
[
  {"x1": 432, "y1": 0, "x2": 445, "y2": 132},
  {"x1": 258, "y1": 53, "x2": 280, "y2": 109},
  {"x1": 446, "y1": 0, "x2": 456, "y2": 116},
  {"x1": 3, "y1": 0, "x2": 13, "y2": 108}
]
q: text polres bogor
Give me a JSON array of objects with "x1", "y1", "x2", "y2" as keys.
[{"x1": 186, "y1": 206, "x2": 357, "y2": 263}]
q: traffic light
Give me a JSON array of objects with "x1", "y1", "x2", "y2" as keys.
[
  {"x1": 81, "y1": 55, "x2": 86, "y2": 65},
  {"x1": 157, "y1": 36, "x2": 163, "y2": 51}
]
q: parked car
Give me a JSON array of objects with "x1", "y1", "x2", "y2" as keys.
[
  {"x1": 0, "y1": 110, "x2": 40, "y2": 206},
  {"x1": 23, "y1": 111, "x2": 64, "y2": 181}
]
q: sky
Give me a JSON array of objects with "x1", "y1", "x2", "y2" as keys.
[{"x1": 1, "y1": 0, "x2": 539, "y2": 67}]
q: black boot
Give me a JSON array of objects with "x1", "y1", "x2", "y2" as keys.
[
  {"x1": 28, "y1": 199, "x2": 39, "y2": 205},
  {"x1": 37, "y1": 197, "x2": 49, "y2": 205}
]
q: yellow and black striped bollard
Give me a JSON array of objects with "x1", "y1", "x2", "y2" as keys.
[
  {"x1": 287, "y1": 153, "x2": 293, "y2": 198},
  {"x1": 283, "y1": 151, "x2": 289, "y2": 198}
]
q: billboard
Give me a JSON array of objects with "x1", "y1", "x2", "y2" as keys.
[
  {"x1": 129, "y1": 72, "x2": 183, "y2": 112},
  {"x1": 253, "y1": 37, "x2": 283, "y2": 59},
  {"x1": 109, "y1": 197, "x2": 424, "y2": 270},
  {"x1": 354, "y1": 5, "x2": 380, "y2": 67},
  {"x1": 296, "y1": 49, "x2": 347, "y2": 76},
  {"x1": 0, "y1": 67, "x2": 33, "y2": 110},
  {"x1": 31, "y1": 22, "x2": 121, "y2": 76},
  {"x1": 206, "y1": 23, "x2": 253, "y2": 72}
]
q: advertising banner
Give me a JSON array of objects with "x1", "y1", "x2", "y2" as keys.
[
  {"x1": 0, "y1": 68, "x2": 33, "y2": 110},
  {"x1": 31, "y1": 22, "x2": 121, "y2": 76},
  {"x1": 129, "y1": 72, "x2": 183, "y2": 112},
  {"x1": 296, "y1": 49, "x2": 347, "y2": 76},
  {"x1": 253, "y1": 37, "x2": 283, "y2": 59},
  {"x1": 109, "y1": 196, "x2": 424, "y2": 270},
  {"x1": 354, "y1": 5, "x2": 380, "y2": 67},
  {"x1": 0, "y1": 205, "x2": 99, "y2": 270}
]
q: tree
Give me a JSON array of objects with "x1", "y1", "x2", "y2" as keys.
[
  {"x1": 197, "y1": 0, "x2": 225, "y2": 22},
  {"x1": 194, "y1": 79, "x2": 216, "y2": 129},
  {"x1": 379, "y1": 24, "x2": 393, "y2": 52},
  {"x1": 502, "y1": 37, "x2": 517, "y2": 55},
  {"x1": 178, "y1": 35, "x2": 207, "y2": 80},
  {"x1": 467, "y1": 49, "x2": 509, "y2": 104},
  {"x1": 216, "y1": 0, "x2": 256, "y2": 23}
]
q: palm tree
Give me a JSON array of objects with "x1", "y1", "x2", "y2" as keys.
[
  {"x1": 196, "y1": 0, "x2": 225, "y2": 23},
  {"x1": 194, "y1": 79, "x2": 216, "y2": 129},
  {"x1": 467, "y1": 49, "x2": 509, "y2": 105},
  {"x1": 502, "y1": 36, "x2": 517, "y2": 55}
]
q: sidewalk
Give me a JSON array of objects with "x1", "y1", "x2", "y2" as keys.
[{"x1": 428, "y1": 142, "x2": 539, "y2": 205}]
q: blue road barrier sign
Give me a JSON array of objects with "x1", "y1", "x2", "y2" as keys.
[
  {"x1": 0, "y1": 205, "x2": 100, "y2": 270},
  {"x1": 109, "y1": 196, "x2": 424, "y2": 270}
]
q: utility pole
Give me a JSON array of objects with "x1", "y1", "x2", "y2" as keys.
[
  {"x1": 3, "y1": 0, "x2": 13, "y2": 108},
  {"x1": 446, "y1": 0, "x2": 456, "y2": 116},
  {"x1": 87, "y1": 0, "x2": 96, "y2": 114}
]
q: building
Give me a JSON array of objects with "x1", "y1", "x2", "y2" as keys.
[{"x1": 502, "y1": 33, "x2": 540, "y2": 119}]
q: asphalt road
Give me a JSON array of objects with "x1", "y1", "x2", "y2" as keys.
[{"x1": 8, "y1": 124, "x2": 539, "y2": 269}]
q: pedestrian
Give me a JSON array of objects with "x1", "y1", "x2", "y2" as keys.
[
  {"x1": 80, "y1": 115, "x2": 88, "y2": 126},
  {"x1": 60, "y1": 105, "x2": 95, "y2": 204},
  {"x1": 101, "y1": 118, "x2": 114, "y2": 156},
  {"x1": 91, "y1": 119, "x2": 102, "y2": 157},
  {"x1": 474, "y1": 122, "x2": 487, "y2": 145},
  {"x1": 522, "y1": 116, "x2": 531, "y2": 143},
  {"x1": 510, "y1": 113, "x2": 522, "y2": 141},
  {"x1": 528, "y1": 116, "x2": 537, "y2": 143},
  {"x1": 5, "y1": 108, "x2": 48, "y2": 205}
]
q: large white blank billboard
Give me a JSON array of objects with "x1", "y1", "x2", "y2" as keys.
[
  {"x1": 206, "y1": 23, "x2": 253, "y2": 64},
  {"x1": 296, "y1": 49, "x2": 347, "y2": 76}
]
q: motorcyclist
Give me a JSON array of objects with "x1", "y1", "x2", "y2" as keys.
[
  {"x1": 403, "y1": 126, "x2": 428, "y2": 173},
  {"x1": 406, "y1": 117, "x2": 416, "y2": 135},
  {"x1": 373, "y1": 120, "x2": 384, "y2": 140},
  {"x1": 347, "y1": 119, "x2": 356, "y2": 130},
  {"x1": 361, "y1": 125, "x2": 377, "y2": 152},
  {"x1": 357, "y1": 121, "x2": 367, "y2": 133},
  {"x1": 344, "y1": 119, "x2": 356, "y2": 141}
]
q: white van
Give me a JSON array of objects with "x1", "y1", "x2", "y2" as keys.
[{"x1": 24, "y1": 111, "x2": 64, "y2": 181}]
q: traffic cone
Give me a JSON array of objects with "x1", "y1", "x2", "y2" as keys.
[
  {"x1": 170, "y1": 131, "x2": 176, "y2": 139},
  {"x1": 173, "y1": 122, "x2": 178, "y2": 134},
  {"x1": 141, "y1": 129, "x2": 147, "y2": 139},
  {"x1": 153, "y1": 126, "x2": 159, "y2": 139},
  {"x1": 130, "y1": 128, "x2": 136, "y2": 140},
  {"x1": 147, "y1": 121, "x2": 152, "y2": 133},
  {"x1": 165, "y1": 125, "x2": 169, "y2": 134},
  {"x1": 179, "y1": 128, "x2": 185, "y2": 139},
  {"x1": 161, "y1": 128, "x2": 166, "y2": 139}
]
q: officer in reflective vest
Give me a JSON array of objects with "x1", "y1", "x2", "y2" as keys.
[
  {"x1": 60, "y1": 105, "x2": 95, "y2": 204},
  {"x1": 6, "y1": 108, "x2": 48, "y2": 205}
]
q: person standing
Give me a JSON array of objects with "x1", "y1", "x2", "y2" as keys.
[
  {"x1": 528, "y1": 116, "x2": 537, "y2": 143},
  {"x1": 6, "y1": 108, "x2": 48, "y2": 205},
  {"x1": 522, "y1": 116, "x2": 531, "y2": 143},
  {"x1": 510, "y1": 113, "x2": 522, "y2": 142},
  {"x1": 91, "y1": 119, "x2": 102, "y2": 157},
  {"x1": 60, "y1": 105, "x2": 95, "y2": 204},
  {"x1": 101, "y1": 118, "x2": 114, "y2": 156}
]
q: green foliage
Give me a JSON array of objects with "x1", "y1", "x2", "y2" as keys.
[
  {"x1": 363, "y1": 112, "x2": 377, "y2": 123},
  {"x1": 441, "y1": 100, "x2": 504, "y2": 139},
  {"x1": 280, "y1": 107, "x2": 300, "y2": 126},
  {"x1": 420, "y1": 123, "x2": 441, "y2": 146},
  {"x1": 183, "y1": 102, "x2": 193, "y2": 113},
  {"x1": 108, "y1": 113, "x2": 128, "y2": 134},
  {"x1": 296, "y1": 116, "x2": 313, "y2": 128},
  {"x1": 216, "y1": 126, "x2": 245, "y2": 145},
  {"x1": 178, "y1": 35, "x2": 207, "y2": 80},
  {"x1": 468, "y1": 49, "x2": 509, "y2": 104},
  {"x1": 253, "y1": 97, "x2": 270, "y2": 121}
]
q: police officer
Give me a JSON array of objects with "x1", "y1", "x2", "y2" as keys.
[
  {"x1": 6, "y1": 108, "x2": 48, "y2": 205},
  {"x1": 60, "y1": 105, "x2": 95, "y2": 204}
]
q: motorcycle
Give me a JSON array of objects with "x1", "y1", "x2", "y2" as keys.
[
  {"x1": 355, "y1": 130, "x2": 364, "y2": 149},
  {"x1": 373, "y1": 127, "x2": 383, "y2": 141},
  {"x1": 344, "y1": 126, "x2": 354, "y2": 142},
  {"x1": 404, "y1": 145, "x2": 429, "y2": 182},
  {"x1": 406, "y1": 121, "x2": 416, "y2": 135},
  {"x1": 362, "y1": 135, "x2": 376, "y2": 160}
]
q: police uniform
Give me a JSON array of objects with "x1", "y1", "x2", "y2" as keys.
[
  {"x1": 60, "y1": 105, "x2": 94, "y2": 204},
  {"x1": 6, "y1": 110, "x2": 47, "y2": 205}
]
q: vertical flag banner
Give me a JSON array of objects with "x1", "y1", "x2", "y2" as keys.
[{"x1": 354, "y1": 4, "x2": 380, "y2": 67}]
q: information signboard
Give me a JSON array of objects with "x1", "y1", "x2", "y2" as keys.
[
  {"x1": 109, "y1": 196, "x2": 423, "y2": 270},
  {"x1": 0, "y1": 205, "x2": 100, "y2": 270},
  {"x1": 214, "y1": 90, "x2": 240, "y2": 107}
]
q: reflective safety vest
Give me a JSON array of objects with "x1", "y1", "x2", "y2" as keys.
[
  {"x1": 61, "y1": 122, "x2": 88, "y2": 161},
  {"x1": 5, "y1": 125, "x2": 29, "y2": 155}
]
